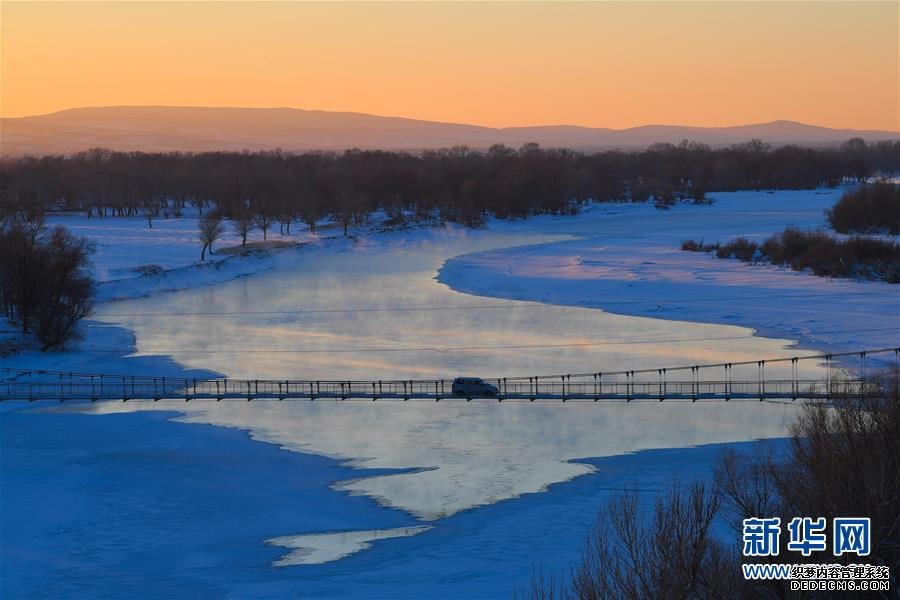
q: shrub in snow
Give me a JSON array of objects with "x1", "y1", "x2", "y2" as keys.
[
  {"x1": 715, "y1": 237, "x2": 758, "y2": 262},
  {"x1": 826, "y1": 182, "x2": 900, "y2": 235}
]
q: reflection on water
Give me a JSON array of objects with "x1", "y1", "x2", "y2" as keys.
[
  {"x1": 90, "y1": 226, "x2": 824, "y2": 519},
  {"x1": 85, "y1": 399, "x2": 799, "y2": 519}
]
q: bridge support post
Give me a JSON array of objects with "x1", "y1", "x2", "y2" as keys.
[
  {"x1": 791, "y1": 357, "x2": 798, "y2": 400},
  {"x1": 691, "y1": 366, "x2": 698, "y2": 402},
  {"x1": 624, "y1": 371, "x2": 631, "y2": 402},
  {"x1": 724, "y1": 364, "x2": 731, "y2": 401},
  {"x1": 860, "y1": 351, "x2": 867, "y2": 396},
  {"x1": 758, "y1": 360, "x2": 766, "y2": 401}
]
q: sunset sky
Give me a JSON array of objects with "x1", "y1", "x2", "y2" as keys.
[{"x1": 2, "y1": 1, "x2": 898, "y2": 130}]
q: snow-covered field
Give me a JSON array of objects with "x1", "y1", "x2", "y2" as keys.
[
  {"x1": 45, "y1": 210, "x2": 306, "y2": 282},
  {"x1": 42, "y1": 212, "x2": 357, "y2": 303},
  {"x1": 2, "y1": 188, "x2": 898, "y2": 598}
]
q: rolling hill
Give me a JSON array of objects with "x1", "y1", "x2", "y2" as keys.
[{"x1": 1, "y1": 106, "x2": 897, "y2": 156}]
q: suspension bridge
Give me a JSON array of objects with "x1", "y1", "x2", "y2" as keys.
[{"x1": 1, "y1": 348, "x2": 897, "y2": 403}]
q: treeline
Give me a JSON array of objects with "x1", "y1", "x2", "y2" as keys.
[{"x1": 1, "y1": 138, "x2": 897, "y2": 228}]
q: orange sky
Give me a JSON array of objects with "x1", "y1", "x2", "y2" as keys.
[{"x1": 2, "y1": 1, "x2": 898, "y2": 130}]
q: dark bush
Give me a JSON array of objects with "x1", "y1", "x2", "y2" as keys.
[
  {"x1": 827, "y1": 183, "x2": 900, "y2": 234},
  {"x1": 762, "y1": 227, "x2": 900, "y2": 281},
  {"x1": 681, "y1": 239, "x2": 720, "y2": 252},
  {"x1": 0, "y1": 217, "x2": 95, "y2": 349},
  {"x1": 715, "y1": 237, "x2": 759, "y2": 261}
]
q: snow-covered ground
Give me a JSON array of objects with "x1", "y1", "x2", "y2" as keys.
[
  {"x1": 45, "y1": 211, "x2": 306, "y2": 282},
  {"x1": 42, "y1": 212, "x2": 359, "y2": 303}
]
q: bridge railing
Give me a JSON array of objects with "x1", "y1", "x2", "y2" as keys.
[
  {"x1": 1, "y1": 375, "x2": 895, "y2": 401},
  {"x1": 2, "y1": 347, "x2": 896, "y2": 401}
]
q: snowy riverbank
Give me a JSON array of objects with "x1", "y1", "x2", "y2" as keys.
[{"x1": 440, "y1": 188, "x2": 899, "y2": 366}]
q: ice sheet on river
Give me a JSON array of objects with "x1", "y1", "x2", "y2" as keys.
[{"x1": 267, "y1": 526, "x2": 431, "y2": 565}]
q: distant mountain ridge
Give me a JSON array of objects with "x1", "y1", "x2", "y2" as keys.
[{"x1": 1, "y1": 106, "x2": 897, "y2": 156}]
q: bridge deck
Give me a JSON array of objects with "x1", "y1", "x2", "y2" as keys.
[
  {"x1": 1, "y1": 377, "x2": 893, "y2": 402},
  {"x1": 3, "y1": 347, "x2": 896, "y2": 403}
]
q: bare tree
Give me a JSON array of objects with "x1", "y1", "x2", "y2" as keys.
[
  {"x1": 0, "y1": 217, "x2": 47, "y2": 334},
  {"x1": 35, "y1": 228, "x2": 95, "y2": 348},
  {"x1": 142, "y1": 201, "x2": 160, "y2": 228},
  {"x1": 300, "y1": 191, "x2": 322, "y2": 234},
  {"x1": 333, "y1": 186, "x2": 360, "y2": 236},
  {"x1": 199, "y1": 212, "x2": 224, "y2": 261},
  {"x1": 231, "y1": 210, "x2": 254, "y2": 246},
  {"x1": 254, "y1": 212, "x2": 273, "y2": 241}
]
